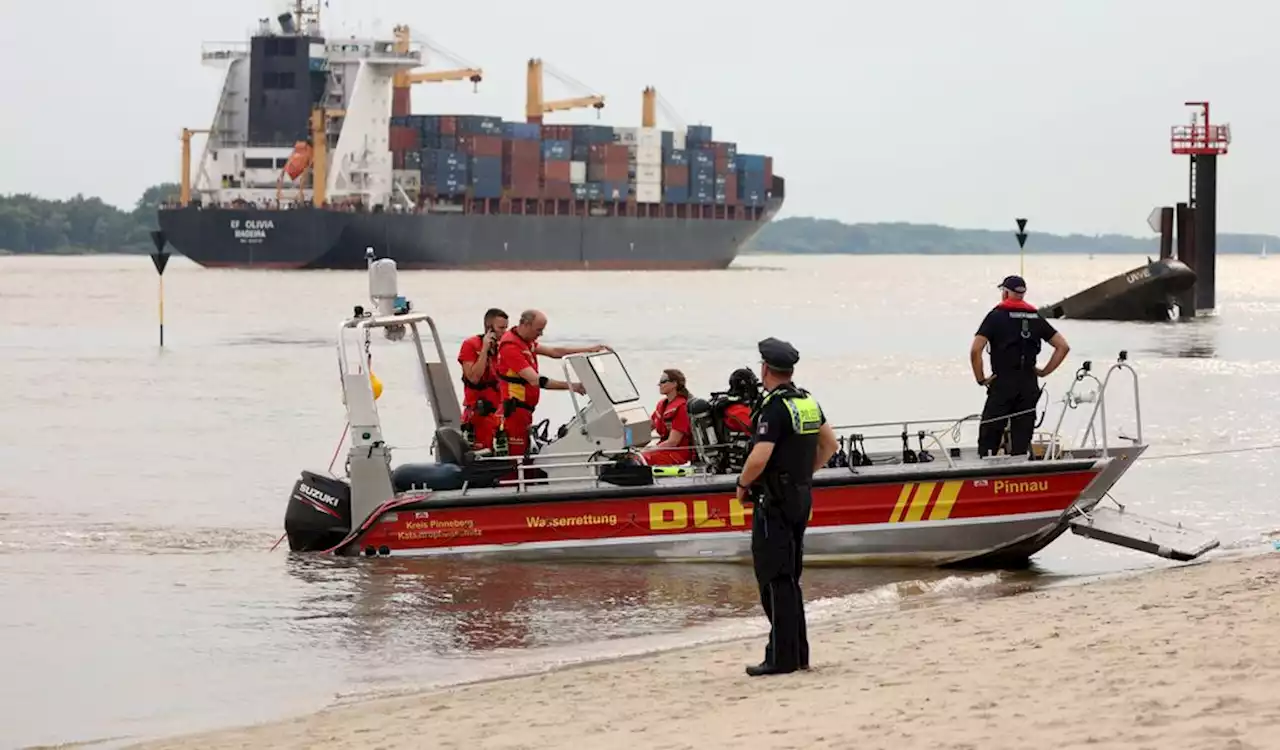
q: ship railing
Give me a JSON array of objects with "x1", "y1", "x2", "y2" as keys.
[
  {"x1": 457, "y1": 444, "x2": 752, "y2": 495},
  {"x1": 1049, "y1": 352, "x2": 1143, "y2": 459},
  {"x1": 201, "y1": 42, "x2": 250, "y2": 61}
]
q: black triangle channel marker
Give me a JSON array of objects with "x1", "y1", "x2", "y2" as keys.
[
  {"x1": 149, "y1": 229, "x2": 170, "y2": 275},
  {"x1": 1015, "y1": 218, "x2": 1027, "y2": 233},
  {"x1": 1015, "y1": 232, "x2": 1028, "y2": 249}
]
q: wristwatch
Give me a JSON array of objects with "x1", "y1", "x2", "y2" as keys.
[{"x1": 736, "y1": 478, "x2": 748, "y2": 490}]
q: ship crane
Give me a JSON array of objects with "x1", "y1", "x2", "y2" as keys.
[
  {"x1": 392, "y1": 26, "x2": 484, "y2": 93},
  {"x1": 526, "y1": 58, "x2": 605, "y2": 124},
  {"x1": 641, "y1": 86, "x2": 687, "y2": 130}
]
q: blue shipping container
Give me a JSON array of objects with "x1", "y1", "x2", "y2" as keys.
[
  {"x1": 686, "y1": 124, "x2": 713, "y2": 145},
  {"x1": 390, "y1": 116, "x2": 414, "y2": 128},
  {"x1": 661, "y1": 130, "x2": 674, "y2": 152},
  {"x1": 689, "y1": 186, "x2": 714, "y2": 205},
  {"x1": 740, "y1": 191, "x2": 766, "y2": 207},
  {"x1": 584, "y1": 182, "x2": 603, "y2": 201},
  {"x1": 720, "y1": 142, "x2": 738, "y2": 159},
  {"x1": 735, "y1": 154, "x2": 768, "y2": 174},
  {"x1": 503, "y1": 121, "x2": 542, "y2": 141},
  {"x1": 664, "y1": 149, "x2": 689, "y2": 166},
  {"x1": 420, "y1": 134, "x2": 441, "y2": 150},
  {"x1": 690, "y1": 164, "x2": 715, "y2": 186},
  {"x1": 601, "y1": 182, "x2": 630, "y2": 201},
  {"x1": 457, "y1": 115, "x2": 504, "y2": 136},
  {"x1": 415, "y1": 115, "x2": 440, "y2": 135},
  {"x1": 738, "y1": 171, "x2": 768, "y2": 192},
  {"x1": 470, "y1": 155, "x2": 503, "y2": 198},
  {"x1": 571, "y1": 125, "x2": 615, "y2": 145},
  {"x1": 422, "y1": 149, "x2": 467, "y2": 171},
  {"x1": 541, "y1": 139, "x2": 572, "y2": 161},
  {"x1": 572, "y1": 183, "x2": 589, "y2": 200},
  {"x1": 571, "y1": 144, "x2": 590, "y2": 161},
  {"x1": 662, "y1": 185, "x2": 689, "y2": 204},
  {"x1": 688, "y1": 149, "x2": 714, "y2": 168},
  {"x1": 439, "y1": 135, "x2": 458, "y2": 151},
  {"x1": 403, "y1": 151, "x2": 423, "y2": 170}
]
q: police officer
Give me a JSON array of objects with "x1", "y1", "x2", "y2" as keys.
[
  {"x1": 970, "y1": 275, "x2": 1071, "y2": 457},
  {"x1": 735, "y1": 337, "x2": 839, "y2": 676}
]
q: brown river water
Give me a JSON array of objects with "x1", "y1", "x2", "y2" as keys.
[{"x1": 2, "y1": 253, "x2": 1278, "y2": 748}]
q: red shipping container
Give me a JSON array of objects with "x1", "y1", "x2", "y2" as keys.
[
  {"x1": 663, "y1": 165, "x2": 688, "y2": 187},
  {"x1": 713, "y1": 142, "x2": 731, "y2": 159},
  {"x1": 439, "y1": 116, "x2": 457, "y2": 136},
  {"x1": 542, "y1": 180, "x2": 573, "y2": 200},
  {"x1": 507, "y1": 179, "x2": 542, "y2": 199},
  {"x1": 725, "y1": 173, "x2": 739, "y2": 206},
  {"x1": 764, "y1": 157, "x2": 773, "y2": 186},
  {"x1": 459, "y1": 134, "x2": 503, "y2": 158},
  {"x1": 503, "y1": 139, "x2": 541, "y2": 162},
  {"x1": 714, "y1": 152, "x2": 731, "y2": 175},
  {"x1": 390, "y1": 125, "x2": 420, "y2": 152},
  {"x1": 392, "y1": 150, "x2": 405, "y2": 170},
  {"x1": 602, "y1": 162, "x2": 628, "y2": 183},
  {"x1": 542, "y1": 160, "x2": 571, "y2": 183}
]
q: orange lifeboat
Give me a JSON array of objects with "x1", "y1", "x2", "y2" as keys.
[{"x1": 284, "y1": 141, "x2": 313, "y2": 180}]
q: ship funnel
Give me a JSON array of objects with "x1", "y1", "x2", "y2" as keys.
[{"x1": 277, "y1": 12, "x2": 296, "y2": 34}]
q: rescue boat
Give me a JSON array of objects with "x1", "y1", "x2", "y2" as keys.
[{"x1": 281, "y1": 256, "x2": 1219, "y2": 567}]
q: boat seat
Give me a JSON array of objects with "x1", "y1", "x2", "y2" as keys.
[{"x1": 435, "y1": 426, "x2": 475, "y2": 467}]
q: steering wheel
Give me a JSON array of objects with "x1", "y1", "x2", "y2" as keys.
[{"x1": 532, "y1": 418, "x2": 551, "y2": 445}]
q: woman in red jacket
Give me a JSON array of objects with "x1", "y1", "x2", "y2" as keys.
[{"x1": 642, "y1": 369, "x2": 693, "y2": 466}]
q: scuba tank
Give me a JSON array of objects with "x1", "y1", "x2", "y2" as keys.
[{"x1": 461, "y1": 421, "x2": 477, "y2": 449}]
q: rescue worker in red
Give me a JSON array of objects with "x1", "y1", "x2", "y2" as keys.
[
  {"x1": 641, "y1": 369, "x2": 693, "y2": 465},
  {"x1": 971, "y1": 275, "x2": 1071, "y2": 457},
  {"x1": 722, "y1": 367, "x2": 761, "y2": 435},
  {"x1": 457, "y1": 308, "x2": 508, "y2": 450},
  {"x1": 497, "y1": 309, "x2": 610, "y2": 457}
]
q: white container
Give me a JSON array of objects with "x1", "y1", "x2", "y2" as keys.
[
  {"x1": 635, "y1": 164, "x2": 661, "y2": 184},
  {"x1": 614, "y1": 127, "x2": 638, "y2": 145},
  {"x1": 671, "y1": 130, "x2": 686, "y2": 151},
  {"x1": 636, "y1": 182, "x2": 662, "y2": 204},
  {"x1": 637, "y1": 127, "x2": 661, "y2": 150},
  {"x1": 570, "y1": 161, "x2": 586, "y2": 184},
  {"x1": 636, "y1": 144, "x2": 662, "y2": 166},
  {"x1": 393, "y1": 169, "x2": 421, "y2": 188}
]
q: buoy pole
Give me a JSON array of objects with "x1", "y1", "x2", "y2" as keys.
[
  {"x1": 149, "y1": 230, "x2": 171, "y2": 347},
  {"x1": 1015, "y1": 218, "x2": 1028, "y2": 276}
]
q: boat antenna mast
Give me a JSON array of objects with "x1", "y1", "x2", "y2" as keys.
[{"x1": 283, "y1": 0, "x2": 322, "y2": 35}]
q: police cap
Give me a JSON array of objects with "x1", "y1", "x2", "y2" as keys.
[
  {"x1": 758, "y1": 337, "x2": 799, "y2": 373},
  {"x1": 998, "y1": 275, "x2": 1027, "y2": 294}
]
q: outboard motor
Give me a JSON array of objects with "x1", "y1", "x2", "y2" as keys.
[{"x1": 284, "y1": 471, "x2": 353, "y2": 552}]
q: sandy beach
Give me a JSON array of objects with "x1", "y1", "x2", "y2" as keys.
[{"x1": 131, "y1": 552, "x2": 1280, "y2": 750}]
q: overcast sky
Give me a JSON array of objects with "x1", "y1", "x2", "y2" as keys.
[{"x1": 1, "y1": 0, "x2": 1276, "y2": 235}]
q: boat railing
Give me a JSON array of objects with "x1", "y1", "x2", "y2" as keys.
[{"x1": 1052, "y1": 351, "x2": 1143, "y2": 458}]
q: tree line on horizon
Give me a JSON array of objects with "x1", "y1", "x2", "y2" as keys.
[{"x1": 1, "y1": 183, "x2": 1274, "y2": 256}]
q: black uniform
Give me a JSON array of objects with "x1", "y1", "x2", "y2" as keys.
[
  {"x1": 744, "y1": 337, "x2": 826, "y2": 676},
  {"x1": 976, "y1": 282, "x2": 1058, "y2": 457}
]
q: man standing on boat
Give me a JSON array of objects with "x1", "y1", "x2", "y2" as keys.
[
  {"x1": 735, "y1": 338, "x2": 839, "y2": 676},
  {"x1": 971, "y1": 275, "x2": 1071, "y2": 457},
  {"x1": 457, "y1": 308, "x2": 509, "y2": 451},
  {"x1": 496, "y1": 309, "x2": 610, "y2": 457}
]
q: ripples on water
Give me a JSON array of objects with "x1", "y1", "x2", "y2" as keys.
[{"x1": 2, "y1": 253, "x2": 1279, "y2": 748}]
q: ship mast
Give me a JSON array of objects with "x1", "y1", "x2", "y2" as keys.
[{"x1": 291, "y1": 0, "x2": 321, "y2": 34}]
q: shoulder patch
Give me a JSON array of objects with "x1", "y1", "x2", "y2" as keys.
[{"x1": 757, "y1": 420, "x2": 769, "y2": 435}]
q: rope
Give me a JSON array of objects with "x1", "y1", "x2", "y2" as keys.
[{"x1": 1137, "y1": 443, "x2": 1280, "y2": 462}]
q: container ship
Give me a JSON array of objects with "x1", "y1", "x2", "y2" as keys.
[{"x1": 156, "y1": 2, "x2": 785, "y2": 270}]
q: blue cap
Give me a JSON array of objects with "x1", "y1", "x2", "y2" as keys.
[
  {"x1": 758, "y1": 337, "x2": 799, "y2": 372},
  {"x1": 998, "y1": 275, "x2": 1027, "y2": 294}
]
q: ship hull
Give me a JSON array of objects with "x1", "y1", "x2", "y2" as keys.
[{"x1": 157, "y1": 202, "x2": 779, "y2": 270}]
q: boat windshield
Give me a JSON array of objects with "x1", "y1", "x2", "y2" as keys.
[{"x1": 587, "y1": 351, "x2": 639, "y2": 405}]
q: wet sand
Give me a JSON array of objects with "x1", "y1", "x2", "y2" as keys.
[{"x1": 131, "y1": 552, "x2": 1280, "y2": 750}]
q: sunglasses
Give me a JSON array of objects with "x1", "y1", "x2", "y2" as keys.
[{"x1": 658, "y1": 377, "x2": 671, "y2": 385}]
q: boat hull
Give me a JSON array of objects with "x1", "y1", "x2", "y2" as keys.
[
  {"x1": 333, "y1": 458, "x2": 1128, "y2": 567},
  {"x1": 156, "y1": 199, "x2": 781, "y2": 271}
]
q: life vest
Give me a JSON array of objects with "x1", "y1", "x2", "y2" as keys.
[
  {"x1": 992, "y1": 298, "x2": 1043, "y2": 373},
  {"x1": 459, "y1": 334, "x2": 500, "y2": 409},
  {"x1": 650, "y1": 395, "x2": 690, "y2": 446},
  {"x1": 723, "y1": 402, "x2": 753, "y2": 434},
  {"x1": 756, "y1": 383, "x2": 823, "y2": 436},
  {"x1": 497, "y1": 330, "x2": 540, "y2": 412}
]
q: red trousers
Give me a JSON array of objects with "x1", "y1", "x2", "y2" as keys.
[
  {"x1": 643, "y1": 447, "x2": 692, "y2": 465},
  {"x1": 503, "y1": 409, "x2": 533, "y2": 457},
  {"x1": 462, "y1": 409, "x2": 499, "y2": 451}
]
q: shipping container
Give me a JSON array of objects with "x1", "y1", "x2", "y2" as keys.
[
  {"x1": 662, "y1": 185, "x2": 689, "y2": 204},
  {"x1": 439, "y1": 135, "x2": 458, "y2": 151},
  {"x1": 601, "y1": 182, "x2": 630, "y2": 201},
  {"x1": 635, "y1": 182, "x2": 662, "y2": 204},
  {"x1": 421, "y1": 134, "x2": 441, "y2": 150},
  {"x1": 403, "y1": 150, "x2": 423, "y2": 170},
  {"x1": 571, "y1": 143, "x2": 590, "y2": 162},
  {"x1": 690, "y1": 163, "x2": 715, "y2": 187},
  {"x1": 613, "y1": 127, "x2": 638, "y2": 145},
  {"x1": 764, "y1": 156, "x2": 773, "y2": 186},
  {"x1": 543, "y1": 124, "x2": 574, "y2": 141},
  {"x1": 541, "y1": 139, "x2": 572, "y2": 161},
  {"x1": 635, "y1": 164, "x2": 661, "y2": 184},
  {"x1": 686, "y1": 124, "x2": 712, "y2": 146},
  {"x1": 458, "y1": 133, "x2": 503, "y2": 158},
  {"x1": 413, "y1": 115, "x2": 438, "y2": 136},
  {"x1": 735, "y1": 154, "x2": 768, "y2": 174},
  {"x1": 571, "y1": 183, "x2": 589, "y2": 200},
  {"x1": 635, "y1": 144, "x2": 662, "y2": 166},
  {"x1": 637, "y1": 127, "x2": 661, "y2": 151},
  {"x1": 661, "y1": 130, "x2": 674, "y2": 153},
  {"x1": 664, "y1": 148, "x2": 688, "y2": 166},
  {"x1": 689, "y1": 184, "x2": 714, "y2": 204},
  {"x1": 542, "y1": 159, "x2": 572, "y2": 183},
  {"x1": 587, "y1": 143, "x2": 629, "y2": 164},
  {"x1": 390, "y1": 125, "x2": 421, "y2": 152},
  {"x1": 503, "y1": 138, "x2": 541, "y2": 163},
  {"x1": 713, "y1": 141, "x2": 738, "y2": 160},
  {"x1": 572, "y1": 124, "x2": 615, "y2": 145},
  {"x1": 393, "y1": 169, "x2": 421, "y2": 189},
  {"x1": 715, "y1": 152, "x2": 737, "y2": 174},
  {"x1": 688, "y1": 148, "x2": 714, "y2": 169},
  {"x1": 470, "y1": 155, "x2": 503, "y2": 198},
  {"x1": 439, "y1": 116, "x2": 457, "y2": 136},
  {"x1": 724, "y1": 173, "x2": 738, "y2": 206},
  {"x1": 391, "y1": 116, "x2": 414, "y2": 128},
  {"x1": 457, "y1": 115, "x2": 504, "y2": 136},
  {"x1": 503, "y1": 121, "x2": 542, "y2": 141},
  {"x1": 569, "y1": 161, "x2": 587, "y2": 184},
  {"x1": 586, "y1": 162, "x2": 608, "y2": 183},
  {"x1": 663, "y1": 164, "x2": 688, "y2": 187},
  {"x1": 392, "y1": 151, "x2": 405, "y2": 170},
  {"x1": 671, "y1": 130, "x2": 687, "y2": 151},
  {"x1": 543, "y1": 181, "x2": 573, "y2": 200}
]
